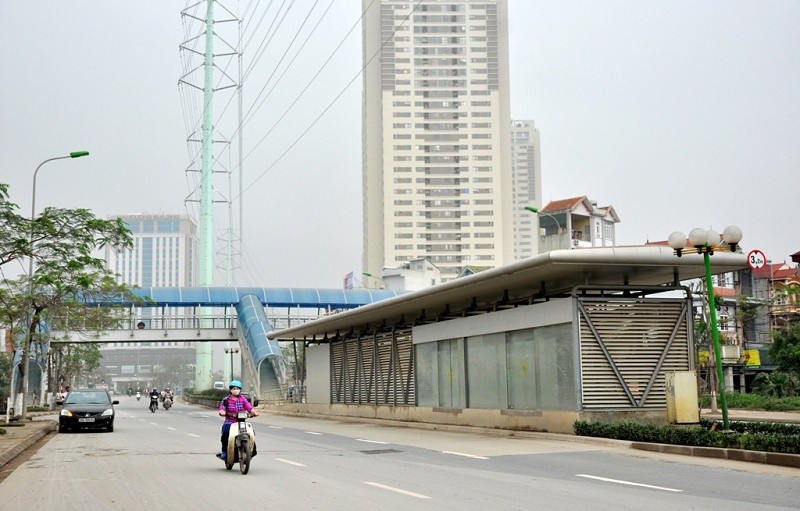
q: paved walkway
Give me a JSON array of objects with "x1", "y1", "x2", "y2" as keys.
[
  {"x1": 0, "y1": 416, "x2": 57, "y2": 470},
  {"x1": 2, "y1": 409, "x2": 799, "y2": 472},
  {"x1": 701, "y1": 408, "x2": 800, "y2": 423}
]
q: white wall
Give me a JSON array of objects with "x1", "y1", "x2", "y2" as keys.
[
  {"x1": 412, "y1": 298, "x2": 573, "y2": 344},
  {"x1": 306, "y1": 344, "x2": 331, "y2": 404}
]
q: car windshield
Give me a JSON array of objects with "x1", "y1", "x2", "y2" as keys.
[{"x1": 64, "y1": 391, "x2": 110, "y2": 405}]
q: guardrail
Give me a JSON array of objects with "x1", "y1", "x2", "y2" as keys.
[{"x1": 51, "y1": 315, "x2": 238, "y2": 331}]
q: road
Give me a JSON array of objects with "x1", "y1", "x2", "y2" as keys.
[{"x1": 0, "y1": 398, "x2": 797, "y2": 510}]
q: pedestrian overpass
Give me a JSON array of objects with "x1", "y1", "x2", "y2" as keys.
[{"x1": 49, "y1": 287, "x2": 403, "y2": 401}]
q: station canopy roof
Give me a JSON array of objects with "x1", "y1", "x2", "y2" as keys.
[{"x1": 268, "y1": 246, "x2": 747, "y2": 342}]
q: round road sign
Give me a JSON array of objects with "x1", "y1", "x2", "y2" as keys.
[{"x1": 747, "y1": 249, "x2": 766, "y2": 270}]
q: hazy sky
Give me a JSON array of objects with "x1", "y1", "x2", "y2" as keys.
[{"x1": 2, "y1": 1, "x2": 798, "y2": 289}]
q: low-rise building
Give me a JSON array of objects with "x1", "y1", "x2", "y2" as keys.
[{"x1": 537, "y1": 196, "x2": 619, "y2": 253}]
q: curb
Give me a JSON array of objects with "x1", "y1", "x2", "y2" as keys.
[
  {"x1": 0, "y1": 420, "x2": 57, "y2": 470},
  {"x1": 630, "y1": 442, "x2": 800, "y2": 469}
]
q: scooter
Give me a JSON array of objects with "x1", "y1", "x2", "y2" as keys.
[
  {"x1": 163, "y1": 396, "x2": 172, "y2": 410},
  {"x1": 223, "y1": 411, "x2": 256, "y2": 474},
  {"x1": 149, "y1": 395, "x2": 158, "y2": 413},
  {"x1": 136, "y1": 392, "x2": 141, "y2": 401}
]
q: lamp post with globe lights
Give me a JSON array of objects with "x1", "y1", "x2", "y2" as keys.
[{"x1": 668, "y1": 225, "x2": 742, "y2": 429}]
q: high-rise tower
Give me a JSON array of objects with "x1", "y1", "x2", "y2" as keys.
[
  {"x1": 362, "y1": 0, "x2": 512, "y2": 281},
  {"x1": 510, "y1": 120, "x2": 542, "y2": 260},
  {"x1": 106, "y1": 214, "x2": 199, "y2": 288}
]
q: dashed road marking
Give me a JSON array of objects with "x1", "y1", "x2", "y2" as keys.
[
  {"x1": 357, "y1": 439, "x2": 389, "y2": 445},
  {"x1": 275, "y1": 458, "x2": 306, "y2": 467},
  {"x1": 305, "y1": 431, "x2": 322, "y2": 435},
  {"x1": 188, "y1": 433, "x2": 201, "y2": 438},
  {"x1": 442, "y1": 451, "x2": 488, "y2": 460},
  {"x1": 364, "y1": 482, "x2": 430, "y2": 499},
  {"x1": 576, "y1": 474, "x2": 682, "y2": 492}
]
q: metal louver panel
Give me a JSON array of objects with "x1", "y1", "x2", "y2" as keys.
[
  {"x1": 330, "y1": 342, "x2": 343, "y2": 404},
  {"x1": 579, "y1": 298, "x2": 691, "y2": 409},
  {"x1": 329, "y1": 328, "x2": 415, "y2": 406}
]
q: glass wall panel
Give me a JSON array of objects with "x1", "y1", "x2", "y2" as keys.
[
  {"x1": 536, "y1": 323, "x2": 576, "y2": 410},
  {"x1": 415, "y1": 342, "x2": 439, "y2": 407},
  {"x1": 437, "y1": 339, "x2": 465, "y2": 407},
  {"x1": 466, "y1": 333, "x2": 507, "y2": 409},
  {"x1": 506, "y1": 329, "x2": 537, "y2": 410}
]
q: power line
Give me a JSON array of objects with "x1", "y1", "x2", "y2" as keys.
[{"x1": 236, "y1": 0, "x2": 423, "y2": 200}]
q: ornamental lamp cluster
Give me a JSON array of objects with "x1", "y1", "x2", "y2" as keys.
[{"x1": 667, "y1": 225, "x2": 743, "y2": 257}]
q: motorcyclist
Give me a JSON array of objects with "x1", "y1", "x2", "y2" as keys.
[
  {"x1": 149, "y1": 387, "x2": 160, "y2": 409},
  {"x1": 162, "y1": 388, "x2": 174, "y2": 408},
  {"x1": 216, "y1": 380, "x2": 258, "y2": 460}
]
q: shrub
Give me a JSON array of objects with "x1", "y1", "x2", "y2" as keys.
[{"x1": 574, "y1": 420, "x2": 800, "y2": 454}]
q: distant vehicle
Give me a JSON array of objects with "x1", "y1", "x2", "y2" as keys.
[
  {"x1": 213, "y1": 381, "x2": 225, "y2": 390},
  {"x1": 59, "y1": 389, "x2": 118, "y2": 433}
]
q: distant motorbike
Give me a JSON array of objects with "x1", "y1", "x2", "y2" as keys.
[
  {"x1": 136, "y1": 392, "x2": 141, "y2": 401},
  {"x1": 149, "y1": 395, "x2": 158, "y2": 413},
  {"x1": 222, "y1": 411, "x2": 256, "y2": 474},
  {"x1": 163, "y1": 396, "x2": 172, "y2": 410}
]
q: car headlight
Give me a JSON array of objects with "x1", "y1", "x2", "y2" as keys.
[
  {"x1": 101, "y1": 409, "x2": 114, "y2": 417},
  {"x1": 60, "y1": 409, "x2": 73, "y2": 417}
]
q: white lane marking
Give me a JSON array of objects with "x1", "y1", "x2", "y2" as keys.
[
  {"x1": 275, "y1": 458, "x2": 306, "y2": 467},
  {"x1": 442, "y1": 451, "x2": 489, "y2": 460},
  {"x1": 357, "y1": 439, "x2": 389, "y2": 445},
  {"x1": 576, "y1": 474, "x2": 682, "y2": 493},
  {"x1": 167, "y1": 427, "x2": 176, "y2": 431},
  {"x1": 268, "y1": 425, "x2": 283, "y2": 429},
  {"x1": 305, "y1": 431, "x2": 322, "y2": 435},
  {"x1": 149, "y1": 422, "x2": 158, "y2": 426},
  {"x1": 188, "y1": 433, "x2": 201, "y2": 438},
  {"x1": 364, "y1": 482, "x2": 430, "y2": 500}
]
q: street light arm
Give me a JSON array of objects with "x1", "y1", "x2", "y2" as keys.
[{"x1": 524, "y1": 206, "x2": 564, "y2": 233}]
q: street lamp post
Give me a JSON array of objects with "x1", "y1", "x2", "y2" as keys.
[
  {"x1": 668, "y1": 225, "x2": 742, "y2": 430},
  {"x1": 16, "y1": 151, "x2": 89, "y2": 420},
  {"x1": 524, "y1": 206, "x2": 565, "y2": 251},
  {"x1": 362, "y1": 272, "x2": 385, "y2": 289},
  {"x1": 225, "y1": 347, "x2": 239, "y2": 381}
]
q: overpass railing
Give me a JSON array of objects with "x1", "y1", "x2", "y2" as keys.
[{"x1": 51, "y1": 315, "x2": 238, "y2": 332}]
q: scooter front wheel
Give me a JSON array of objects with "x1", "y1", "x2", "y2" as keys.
[{"x1": 238, "y1": 439, "x2": 251, "y2": 475}]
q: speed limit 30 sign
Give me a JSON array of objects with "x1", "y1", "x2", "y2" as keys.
[{"x1": 747, "y1": 249, "x2": 767, "y2": 270}]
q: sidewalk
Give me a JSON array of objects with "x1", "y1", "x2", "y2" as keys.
[
  {"x1": 701, "y1": 408, "x2": 800, "y2": 424},
  {"x1": 0, "y1": 416, "x2": 57, "y2": 470}
]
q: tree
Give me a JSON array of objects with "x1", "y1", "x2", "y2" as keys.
[
  {"x1": 0, "y1": 183, "x2": 136, "y2": 416},
  {"x1": 0, "y1": 352, "x2": 11, "y2": 407},
  {"x1": 0, "y1": 183, "x2": 29, "y2": 268},
  {"x1": 770, "y1": 322, "x2": 800, "y2": 397}
]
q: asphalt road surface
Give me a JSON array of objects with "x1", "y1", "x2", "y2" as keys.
[{"x1": 0, "y1": 398, "x2": 797, "y2": 510}]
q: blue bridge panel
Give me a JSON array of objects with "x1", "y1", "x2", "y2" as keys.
[{"x1": 118, "y1": 287, "x2": 403, "y2": 309}]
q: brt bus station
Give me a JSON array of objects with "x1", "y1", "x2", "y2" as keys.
[{"x1": 268, "y1": 246, "x2": 747, "y2": 434}]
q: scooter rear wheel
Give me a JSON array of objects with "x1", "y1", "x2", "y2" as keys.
[{"x1": 238, "y1": 439, "x2": 251, "y2": 475}]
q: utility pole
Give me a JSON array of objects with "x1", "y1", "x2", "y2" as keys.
[{"x1": 179, "y1": 0, "x2": 242, "y2": 390}]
